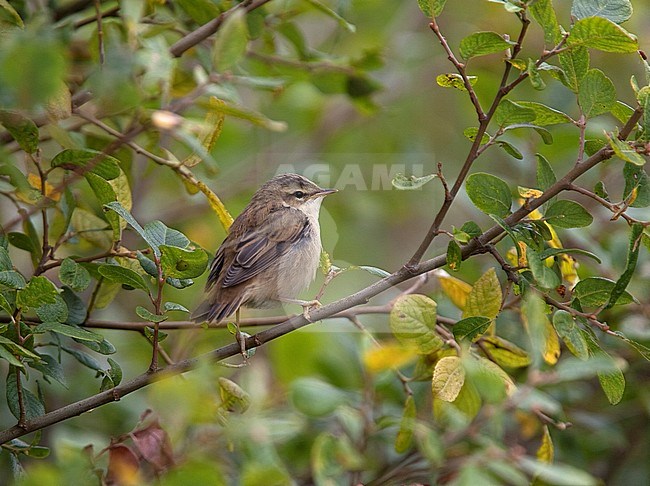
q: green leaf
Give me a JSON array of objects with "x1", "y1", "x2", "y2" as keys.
[
  {"x1": 606, "y1": 223, "x2": 643, "y2": 309},
  {"x1": 30, "y1": 353, "x2": 67, "y2": 387},
  {"x1": 51, "y1": 149, "x2": 121, "y2": 180},
  {"x1": 0, "y1": 270, "x2": 26, "y2": 289},
  {"x1": 8, "y1": 232, "x2": 36, "y2": 254},
  {"x1": 417, "y1": 0, "x2": 447, "y2": 17},
  {"x1": 356, "y1": 265, "x2": 392, "y2": 279},
  {"x1": 143, "y1": 221, "x2": 190, "y2": 250},
  {"x1": 463, "y1": 127, "x2": 489, "y2": 144},
  {"x1": 608, "y1": 133, "x2": 646, "y2": 166},
  {"x1": 582, "y1": 333, "x2": 627, "y2": 405},
  {"x1": 6, "y1": 369, "x2": 45, "y2": 420},
  {"x1": 567, "y1": 16, "x2": 638, "y2": 53},
  {"x1": 36, "y1": 294, "x2": 68, "y2": 323},
  {"x1": 529, "y1": 0, "x2": 561, "y2": 45},
  {"x1": 494, "y1": 100, "x2": 536, "y2": 127},
  {"x1": 497, "y1": 140, "x2": 523, "y2": 159},
  {"x1": 71, "y1": 208, "x2": 112, "y2": 249},
  {"x1": 159, "y1": 245, "x2": 209, "y2": 279},
  {"x1": 544, "y1": 200, "x2": 593, "y2": 228},
  {"x1": 0, "y1": 336, "x2": 40, "y2": 361},
  {"x1": 573, "y1": 277, "x2": 635, "y2": 307},
  {"x1": 535, "y1": 153, "x2": 557, "y2": 192},
  {"x1": 143, "y1": 325, "x2": 168, "y2": 344},
  {"x1": 218, "y1": 377, "x2": 251, "y2": 413},
  {"x1": 611, "y1": 100, "x2": 635, "y2": 124},
  {"x1": 98, "y1": 264, "x2": 148, "y2": 292},
  {"x1": 558, "y1": 47, "x2": 590, "y2": 93},
  {"x1": 609, "y1": 331, "x2": 650, "y2": 361},
  {"x1": 59, "y1": 258, "x2": 91, "y2": 292},
  {"x1": 107, "y1": 357, "x2": 122, "y2": 387},
  {"x1": 136, "y1": 306, "x2": 168, "y2": 323},
  {"x1": 390, "y1": 294, "x2": 443, "y2": 354},
  {"x1": 527, "y1": 59, "x2": 546, "y2": 90},
  {"x1": 436, "y1": 73, "x2": 478, "y2": 91},
  {"x1": 515, "y1": 101, "x2": 573, "y2": 126},
  {"x1": 103, "y1": 202, "x2": 154, "y2": 251},
  {"x1": 303, "y1": 0, "x2": 356, "y2": 33},
  {"x1": 553, "y1": 311, "x2": 589, "y2": 360},
  {"x1": 578, "y1": 69, "x2": 616, "y2": 118},
  {"x1": 465, "y1": 172, "x2": 512, "y2": 217},
  {"x1": 432, "y1": 356, "x2": 465, "y2": 402},
  {"x1": 212, "y1": 9, "x2": 249, "y2": 71},
  {"x1": 571, "y1": 0, "x2": 633, "y2": 24},
  {"x1": 391, "y1": 173, "x2": 437, "y2": 190},
  {"x1": 0, "y1": 345, "x2": 24, "y2": 368},
  {"x1": 16, "y1": 276, "x2": 58, "y2": 310},
  {"x1": 394, "y1": 395, "x2": 416, "y2": 453},
  {"x1": 290, "y1": 378, "x2": 346, "y2": 417},
  {"x1": 34, "y1": 322, "x2": 103, "y2": 342},
  {"x1": 526, "y1": 245, "x2": 560, "y2": 290},
  {"x1": 446, "y1": 240, "x2": 462, "y2": 271},
  {"x1": 623, "y1": 164, "x2": 650, "y2": 208},
  {"x1": 452, "y1": 316, "x2": 491, "y2": 342},
  {"x1": 61, "y1": 345, "x2": 103, "y2": 371},
  {"x1": 61, "y1": 286, "x2": 87, "y2": 325},
  {"x1": 85, "y1": 172, "x2": 121, "y2": 241},
  {"x1": 519, "y1": 458, "x2": 599, "y2": 486},
  {"x1": 0, "y1": 111, "x2": 39, "y2": 154},
  {"x1": 0, "y1": 0, "x2": 24, "y2": 28},
  {"x1": 458, "y1": 32, "x2": 514, "y2": 60},
  {"x1": 463, "y1": 268, "x2": 502, "y2": 320},
  {"x1": 0, "y1": 247, "x2": 11, "y2": 271},
  {"x1": 164, "y1": 302, "x2": 190, "y2": 313}
]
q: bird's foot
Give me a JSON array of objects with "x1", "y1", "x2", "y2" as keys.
[{"x1": 280, "y1": 297, "x2": 322, "y2": 322}]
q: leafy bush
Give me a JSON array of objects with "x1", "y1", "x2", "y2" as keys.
[{"x1": 0, "y1": 0, "x2": 648, "y2": 484}]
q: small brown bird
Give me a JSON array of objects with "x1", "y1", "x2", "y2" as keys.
[{"x1": 192, "y1": 174, "x2": 336, "y2": 331}]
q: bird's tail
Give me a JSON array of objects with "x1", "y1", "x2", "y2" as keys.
[{"x1": 190, "y1": 297, "x2": 243, "y2": 324}]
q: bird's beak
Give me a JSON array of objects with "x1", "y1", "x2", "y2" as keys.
[{"x1": 314, "y1": 188, "x2": 338, "y2": 198}]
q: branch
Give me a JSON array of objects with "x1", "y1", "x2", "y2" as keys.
[
  {"x1": 168, "y1": 0, "x2": 274, "y2": 58},
  {"x1": 0, "y1": 107, "x2": 641, "y2": 444}
]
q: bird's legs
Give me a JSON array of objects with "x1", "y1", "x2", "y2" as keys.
[
  {"x1": 280, "y1": 297, "x2": 322, "y2": 322},
  {"x1": 235, "y1": 308, "x2": 248, "y2": 361}
]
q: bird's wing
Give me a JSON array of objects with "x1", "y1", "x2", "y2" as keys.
[{"x1": 218, "y1": 208, "x2": 310, "y2": 288}]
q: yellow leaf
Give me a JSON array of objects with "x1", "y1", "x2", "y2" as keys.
[
  {"x1": 518, "y1": 186, "x2": 543, "y2": 198},
  {"x1": 537, "y1": 425, "x2": 554, "y2": 464},
  {"x1": 463, "y1": 267, "x2": 502, "y2": 320},
  {"x1": 543, "y1": 320, "x2": 561, "y2": 365},
  {"x1": 182, "y1": 96, "x2": 226, "y2": 168},
  {"x1": 559, "y1": 254, "x2": 579, "y2": 286},
  {"x1": 481, "y1": 336, "x2": 532, "y2": 368},
  {"x1": 188, "y1": 178, "x2": 234, "y2": 230},
  {"x1": 516, "y1": 411, "x2": 540, "y2": 439},
  {"x1": 363, "y1": 342, "x2": 418, "y2": 373},
  {"x1": 437, "y1": 271, "x2": 472, "y2": 310},
  {"x1": 27, "y1": 173, "x2": 60, "y2": 201},
  {"x1": 109, "y1": 169, "x2": 132, "y2": 231},
  {"x1": 432, "y1": 356, "x2": 465, "y2": 402}
]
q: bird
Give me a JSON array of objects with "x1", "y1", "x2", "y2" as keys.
[{"x1": 192, "y1": 173, "x2": 336, "y2": 354}]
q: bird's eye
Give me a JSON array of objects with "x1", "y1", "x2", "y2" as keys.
[{"x1": 293, "y1": 191, "x2": 305, "y2": 199}]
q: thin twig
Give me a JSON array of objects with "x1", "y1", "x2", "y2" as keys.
[
  {"x1": 169, "y1": 0, "x2": 274, "y2": 58},
  {"x1": 94, "y1": 0, "x2": 105, "y2": 65}
]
